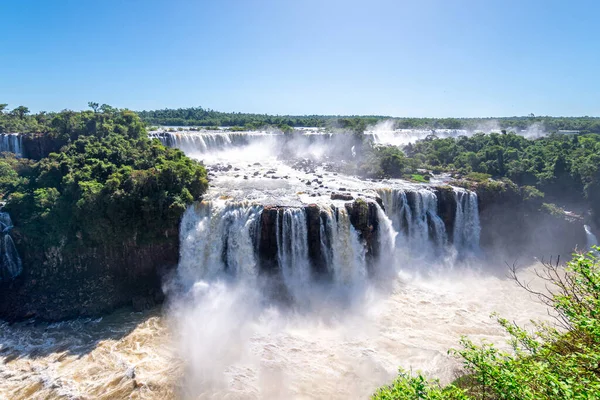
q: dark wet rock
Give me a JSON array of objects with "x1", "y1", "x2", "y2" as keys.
[
  {"x1": 331, "y1": 193, "x2": 354, "y2": 201},
  {"x1": 345, "y1": 199, "x2": 380, "y2": 273},
  {"x1": 452, "y1": 181, "x2": 588, "y2": 260},
  {"x1": 0, "y1": 230, "x2": 179, "y2": 321},
  {"x1": 258, "y1": 206, "x2": 280, "y2": 274},
  {"x1": 338, "y1": 187, "x2": 347, "y2": 191},
  {"x1": 435, "y1": 186, "x2": 457, "y2": 243},
  {"x1": 305, "y1": 204, "x2": 327, "y2": 276}
]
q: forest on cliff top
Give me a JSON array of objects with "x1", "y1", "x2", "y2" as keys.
[{"x1": 0, "y1": 105, "x2": 208, "y2": 253}]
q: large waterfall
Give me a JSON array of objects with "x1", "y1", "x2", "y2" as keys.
[
  {"x1": 0, "y1": 133, "x2": 23, "y2": 157},
  {"x1": 0, "y1": 212, "x2": 23, "y2": 282},
  {"x1": 276, "y1": 208, "x2": 312, "y2": 292},
  {"x1": 149, "y1": 131, "x2": 276, "y2": 154},
  {"x1": 177, "y1": 187, "x2": 480, "y2": 299},
  {"x1": 320, "y1": 206, "x2": 367, "y2": 285},
  {"x1": 178, "y1": 202, "x2": 262, "y2": 284},
  {"x1": 453, "y1": 188, "x2": 481, "y2": 255},
  {"x1": 376, "y1": 187, "x2": 480, "y2": 265}
]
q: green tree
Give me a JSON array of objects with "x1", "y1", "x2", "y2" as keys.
[{"x1": 12, "y1": 106, "x2": 30, "y2": 120}]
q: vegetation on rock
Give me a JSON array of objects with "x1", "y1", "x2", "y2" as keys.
[
  {"x1": 403, "y1": 131, "x2": 600, "y2": 224},
  {"x1": 1, "y1": 105, "x2": 208, "y2": 252}
]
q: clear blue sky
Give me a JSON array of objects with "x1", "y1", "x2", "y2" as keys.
[{"x1": 1, "y1": 0, "x2": 599, "y2": 117}]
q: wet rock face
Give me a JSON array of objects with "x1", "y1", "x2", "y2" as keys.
[
  {"x1": 258, "y1": 206, "x2": 280, "y2": 274},
  {"x1": 256, "y1": 199, "x2": 382, "y2": 279},
  {"x1": 0, "y1": 231, "x2": 178, "y2": 321},
  {"x1": 474, "y1": 182, "x2": 587, "y2": 260},
  {"x1": 21, "y1": 134, "x2": 66, "y2": 160},
  {"x1": 305, "y1": 204, "x2": 327, "y2": 276},
  {"x1": 345, "y1": 200, "x2": 380, "y2": 271},
  {"x1": 435, "y1": 186, "x2": 457, "y2": 243},
  {"x1": 331, "y1": 193, "x2": 354, "y2": 201}
]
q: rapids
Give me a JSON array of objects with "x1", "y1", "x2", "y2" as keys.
[{"x1": 0, "y1": 268, "x2": 550, "y2": 399}]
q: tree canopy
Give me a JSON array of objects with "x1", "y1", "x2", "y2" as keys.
[{"x1": 0, "y1": 106, "x2": 208, "y2": 251}]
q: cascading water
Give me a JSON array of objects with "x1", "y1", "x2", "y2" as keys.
[
  {"x1": 178, "y1": 201, "x2": 371, "y2": 295},
  {"x1": 0, "y1": 133, "x2": 23, "y2": 157},
  {"x1": 148, "y1": 131, "x2": 275, "y2": 154},
  {"x1": 276, "y1": 208, "x2": 312, "y2": 294},
  {"x1": 0, "y1": 212, "x2": 23, "y2": 282},
  {"x1": 376, "y1": 187, "x2": 480, "y2": 265},
  {"x1": 585, "y1": 225, "x2": 598, "y2": 250},
  {"x1": 320, "y1": 206, "x2": 367, "y2": 285},
  {"x1": 177, "y1": 201, "x2": 263, "y2": 284},
  {"x1": 453, "y1": 188, "x2": 481, "y2": 255}
]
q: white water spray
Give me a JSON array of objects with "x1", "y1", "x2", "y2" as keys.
[
  {"x1": 584, "y1": 225, "x2": 598, "y2": 250},
  {"x1": 0, "y1": 212, "x2": 22, "y2": 282}
]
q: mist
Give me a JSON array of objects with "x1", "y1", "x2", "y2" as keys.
[{"x1": 366, "y1": 119, "x2": 550, "y2": 147}]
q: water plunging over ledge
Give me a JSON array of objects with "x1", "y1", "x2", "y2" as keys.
[{"x1": 0, "y1": 212, "x2": 22, "y2": 282}]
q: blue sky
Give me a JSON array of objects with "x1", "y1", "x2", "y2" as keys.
[{"x1": 1, "y1": 0, "x2": 599, "y2": 117}]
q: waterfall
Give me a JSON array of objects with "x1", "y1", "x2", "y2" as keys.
[
  {"x1": 584, "y1": 225, "x2": 598, "y2": 250},
  {"x1": 0, "y1": 133, "x2": 23, "y2": 157},
  {"x1": 377, "y1": 187, "x2": 480, "y2": 264},
  {"x1": 276, "y1": 208, "x2": 311, "y2": 291},
  {"x1": 453, "y1": 188, "x2": 481, "y2": 255},
  {"x1": 178, "y1": 202, "x2": 263, "y2": 285},
  {"x1": 0, "y1": 212, "x2": 23, "y2": 282},
  {"x1": 377, "y1": 188, "x2": 448, "y2": 257},
  {"x1": 148, "y1": 131, "x2": 274, "y2": 153},
  {"x1": 320, "y1": 206, "x2": 367, "y2": 285},
  {"x1": 374, "y1": 202, "x2": 398, "y2": 274},
  {"x1": 176, "y1": 187, "x2": 480, "y2": 298},
  {"x1": 178, "y1": 201, "x2": 370, "y2": 294}
]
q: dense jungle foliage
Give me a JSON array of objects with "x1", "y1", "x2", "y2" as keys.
[
  {"x1": 0, "y1": 104, "x2": 208, "y2": 251},
  {"x1": 373, "y1": 248, "x2": 600, "y2": 400},
  {"x1": 137, "y1": 107, "x2": 386, "y2": 129},
  {"x1": 402, "y1": 132, "x2": 600, "y2": 224}
]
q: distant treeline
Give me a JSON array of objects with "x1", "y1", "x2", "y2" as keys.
[
  {"x1": 137, "y1": 107, "x2": 386, "y2": 130},
  {"x1": 3, "y1": 103, "x2": 600, "y2": 134},
  {"x1": 137, "y1": 107, "x2": 600, "y2": 133}
]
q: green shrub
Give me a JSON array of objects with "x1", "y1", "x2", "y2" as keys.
[
  {"x1": 466, "y1": 172, "x2": 491, "y2": 182},
  {"x1": 521, "y1": 185, "x2": 545, "y2": 201},
  {"x1": 361, "y1": 145, "x2": 409, "y2": 178},
  {"x1": 411, "y1": 174, "x2": 429, "y2": 183},
  {"x1": 541, "y1": 202, "x2": 564, "y2": 216},
  {"x1": 375, "y1": 249, "x2": 600, "y2": 399}
]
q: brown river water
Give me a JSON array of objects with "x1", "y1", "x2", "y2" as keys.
[{"x1": 0, "y1": 266, "x2": 550, "y2": 400}]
